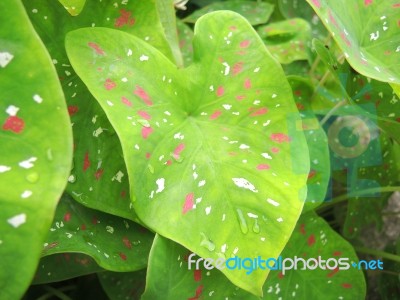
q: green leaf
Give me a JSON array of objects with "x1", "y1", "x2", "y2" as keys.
[
  {"x1": 263, "y1": 212, "x2": 366, "y2": 299},
  {"x1": 257, "y1": 18, "x2": 312, "y2": 64},
  {"x1": 177, "y1": 19, "x2": 194, "y2": 67},
  {"x1": 340, "y1": 135, "x2": 400, "y2": 238},
  {"x1": 66, "y1": 11, "x2": 309, "y2": 296},
  {"x1": 58, "y1": 0, "x2": 86, "y2": 16},
  {"x1": 33, "y1": 253, "x2": 102, "y2": 284},
  {"x1": 287, "y1": 76, "x2": 330, "y2": 212},
  {"x1": 0, "y1": 0, "x2": 72, "y2": 298},
  {"x1": 23, "y1": 0, "x2": 175, "y2": 220},
  {"x1": 183, "y1": 0, "x2": 274, "y2": 25},
  {"x1": 98, "y1": 269, "x2": 146, "y2": 300},
  {"x1": 306, "y1": 0, "x2": 400, "y2": 84},
  {"x1": 278, "y1": 0, "x2": 328, "y2": 39},
  {"x1": 41, "y1": 194, "x2": 154, "y2": 272},
  {"x1": 156, "y1": 0, "x2": 184, "y2": 67},
  {"x1": 142, "y1": 235, "x2": 258, "y2": 300}
]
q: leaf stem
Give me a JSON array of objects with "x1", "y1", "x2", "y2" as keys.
[
  {"x1": 319, "y1": 98, "x2": 347, "y2": 126},
  {"x1": 318, "y1": 186, "x2": 400, "y2": 210},
  {"x1": 355, "y1": 246, "x2": 400, "y2": 264}
]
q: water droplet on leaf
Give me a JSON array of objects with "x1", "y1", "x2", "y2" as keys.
[
  {"x1": 252, "y1": 219, "x2": 260, "y2": 233},
  {"x1": 26, "y1": 172, "x2": 39, "y2": 183},
  {"x1": 236, "y1": 209, "x2": 248, "y2": 234},
  {"x1": 200, "y1": 232, "x2": 215, "y2": 251}
]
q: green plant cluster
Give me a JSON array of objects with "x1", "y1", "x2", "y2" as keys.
[{"x1": 0, "y1": 0, "x2": 399, "y2": 299}]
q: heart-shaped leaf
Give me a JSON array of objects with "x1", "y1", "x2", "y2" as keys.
[
  {"x1": 23, "y1": 0, "x2": 175, "y2": 220},
  {"x1": 58, "y1": 0, "x2": 86, "y2": 16},
  {"x1": 142, "y1": 235, "x2": 258, "y2": 300},
  {"x1": 257, "y1": 18, "x2": 312, "y2": 64},
  {"x1": 142, "y1": 213, "x2": 366, "y2": 300},
  {"x1": 263, "y1": 212, "x2": 366, "y2": 299},
  {"x1": 0, "y1": 1, "x2": 72, "y2": 298},
  {"x1": 33, "y1": 253, "x2": 102, "y2": 284},
  {"x1": 183, "y1": 0, "x2": 274, "y2": 25},
  {"x1": 41, "y1": 194, "x2": 154, "y2": 272},
  {"x1": 306, "y1": 0, "x2": 400, "y2": 84},
  {"x1": 66, "y1": 11, "x2": 309, "y2": 295}
]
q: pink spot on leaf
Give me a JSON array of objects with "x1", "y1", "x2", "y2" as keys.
[
  {"x1": 257, "y1": 164, "x2": 270, "y2": 170},
  {"x1": 271, "y1": 147, "x2": 280, "y2": 153},
  {"x1": 173, "y1": 143, "x2": 185, "y2": 159},
  {"x1": 138, "y1": 110, "x2": 151, "y2": 120},
  {"x1": 342, "y1": 283, "x2": 352, "y2": 289},
  {"x1": 122, "y1": 237, "x2": 132, "y2": 249},
  {"x1": 104, "y1": 78, "x2": 116, "y2": 90},
  {"x1": 194, "y1": 269, "x2": 202, "y2": 282},
  {"x1": 188, "y1": 285, "x2": 203, "y2": 300},
  {"x1": 270, "y1": 133, "x2": 290, "y2": 143},
  {"x1": 299, "y1": 223, "x2": 306, "y2": 235},
  {"x1": 182, "y1": 192, "x2": 194, "y2": 214},
  {"x1": 134, "y1": 85, "x2": 153, "y2": 106},
  {"x1": 68, "y1": 105, "x2": 79, "y2": 116},
  {"x1": 115, "y1": 9, "x2": 135, "y2": 27},
  {"x1": 364, "y1": 0, "x2": 373, "y2": 5},
  {"x1": 232, "y1": 62, "x2": 243, "y2": 75},
  {"x1": 210, "y1": 110, "x2": 222, "y2": 120},
  {"x1": 307, "y1": 234, "x2": 316, "y2": 246},
  {"x1": 244, "y1": 78, "x2": 252, "y2": 89},
  {"x1": 94, "y1": 169, "x2": 104, "y2": 180},
  {"x1": 216, "y1": 86, "x2": 225, "y2": 97},
  {"x1": 312, "y1": 0, "x2": 321, "y2": 8},
  {"x1": 240, "y1": 40, "x2": 250, "y2": 48},
  {"x1": 83, "y1": 152, "x2": 90, "y2": 172},
  {"x1": 250, "y1": 107, "x2": 268, "y2": 116},
  {"x1": 141, "y1": 126, "x2": 153, "y2": 139},
  {"x1": 2, "y1": 116, "x2": 24, "y2": 133},
  {"x1": 119, "y1": 252, "x2": 127, "y2": 260},
  {"x1": 340, "y1": 32, "x2": 351, "y2": 47},
  {"x1": 327, "y1": 267, "x2": 339, "y2": 277},
  {"x1": 121, "y1": 97, "x2": 132, "y2": 107},
  {"x1": 393, "y1": 3, "x2": 400, "y2": 7},
  {"x1": 88, "y1": 42, "x2": 105, "y2": 55},
  {"x1": 236, "y1": 95, "x2": 246, "y2": 101},
  {"x1": 64, "y1": 212, "x2": 71, "y2": 222}
]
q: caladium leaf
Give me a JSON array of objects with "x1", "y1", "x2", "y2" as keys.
[
  {"x1": 98, "y1": 269, "x2": 146, "y2": 300},
  {"x1": 33, "y1": 253, "x2": 103, "y2": 284},
  {"x1": 306, "y1": 0, "x2": 400, "y2": 84},
  {"x1": 288, "y1": 76, "x2": 330, "y2": 212},
  {"x1": 66, "y1": 11, "x2": 310, "y2": 295},
  {"x1": 257, "y1": 18, "x2": 312, "y2": 64},
  {"x1": 65, "y1": 11, "x2": 310, "y2": 295},
  {"x1": 41, "y1": 194, "x2": 154, "y2": 272},
  {"x1": 23, "y1": 0, "x2": 175, "y2": 221},
  {"x1": 142, "y1": 235, "x2": 258, "y2": 300},
  {"x1": 263, "y1": 212, "x2": 366, "y2": 299},
  {"x1": 183, "y1": 0, "x2": 274, "y2": 25},
  {"x1": 58, "y1": 0, "x2": 86, "y2": 16},
  {"x1": 0, "y1": 0, "x2": 72, "y2": 298}
]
